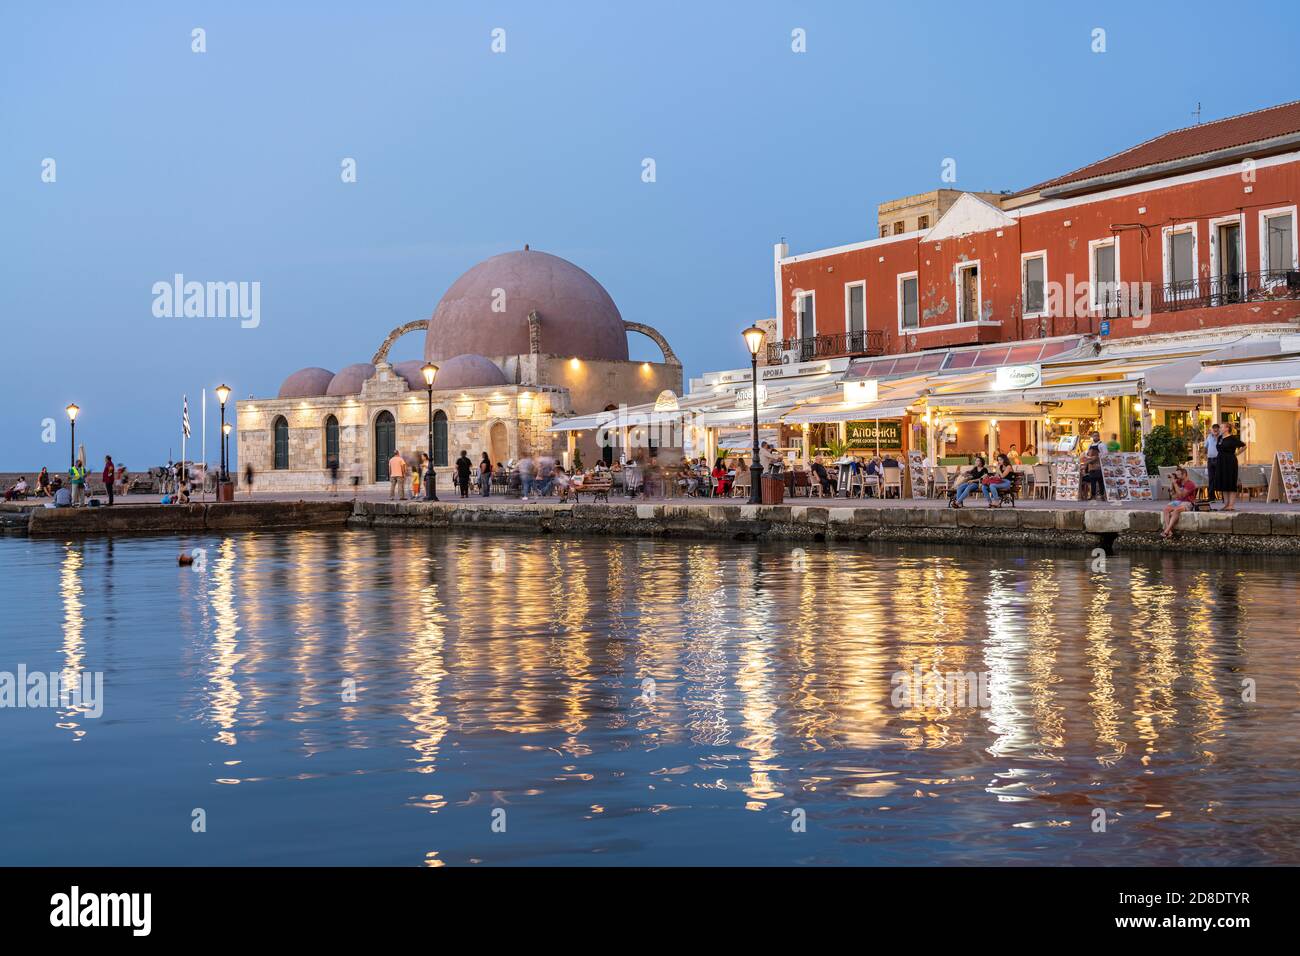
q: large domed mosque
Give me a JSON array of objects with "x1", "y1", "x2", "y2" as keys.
[{"x1": 235, "y1": 247, "x2": 682, "y2": 489}]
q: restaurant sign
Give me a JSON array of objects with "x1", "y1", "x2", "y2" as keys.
[
  {"x1": 846, "y1": 419, "x2": 903, "y2": 447},
  {"x1": 994, "y1": 364, "x2": 1042, "y2": 390}
]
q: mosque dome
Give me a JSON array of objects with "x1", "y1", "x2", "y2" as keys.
[
  {"x1": 425, "y1": 248, "x2": 628, "y2": 363},
  {"x1": 277, "y1": 367, "x2": 335, "y2": 399},
  {"x1": 391, "y1": 359, "x2": 429, "y2": 391},
  {"x1": 430, "y1": 354, "x2": 508, "y2": 390},
  {"x1": 326, "y1": 363, "x2": 376, "y2": 396}
]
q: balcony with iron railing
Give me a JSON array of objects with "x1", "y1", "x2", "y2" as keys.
[
  {"x1": 766, "y1": 329, "x2": 886, "y2": 365},
  {"x1": 1149, "y1": 269, "x2": 1300, "y2": 313}
]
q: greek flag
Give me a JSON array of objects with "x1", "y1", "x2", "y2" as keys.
[{"x1": 182, "y1": 396, "x2": 191, "y2": 439}]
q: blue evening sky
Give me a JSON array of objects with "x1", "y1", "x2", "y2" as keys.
[{"x1": 3, "y1": 0, "x2": 1299, "y2": 468}]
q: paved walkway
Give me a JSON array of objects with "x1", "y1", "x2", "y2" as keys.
[{"x1": 20, "y1": 488, "x2": 1285, "y2": 514}]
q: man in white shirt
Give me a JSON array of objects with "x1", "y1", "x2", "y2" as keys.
[{"x1": 1205, "y1": 423, "x2": 1220, "y2": 501}]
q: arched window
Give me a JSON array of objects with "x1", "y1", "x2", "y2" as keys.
[
  {"x1": 433, "y1": 410, "x2": 448, "y2": 467},
  {"x1": 324, "y1": 415, "x2": 339, "y2": 468},
  {"x1": 272, "y1": 416, "x2": 289, "y2": 470},
  {"x1": 374, "y1": 411, "x2": 395, "y2": 481}
]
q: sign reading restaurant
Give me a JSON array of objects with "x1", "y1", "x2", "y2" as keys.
[{"x1": 846, "y1": 419, "x2": 903, "y2": 447}]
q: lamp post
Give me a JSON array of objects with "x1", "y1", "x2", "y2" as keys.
[
  {"x1": 421, "y1": 362, "x2": 439, "y2": 501},
  {"x1": 741, "y1": 325, "x2": 766, "y2": 504},
  {"x1": 65, "y1": 403, "x2": 79, "y2": 470},
  {"x1": 222, "y1": 422, "x2": 232, "y2": 488},
  {"x1": 215, "y1": 383, "x2": 231, "y2": 483}
]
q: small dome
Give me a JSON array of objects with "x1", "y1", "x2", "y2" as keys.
[
  {"x1": 391, "y1": 359, "x2": 429, "y2": 391},
  {"x1": 430, "y1": 354, "x2": 508, "y2": 390},
  {"x1": 278, "y1": 367, "x2": 335, "y2": 398},
  {"x1": 326, "y1": 363, "x2": 376, "y2": 396},
  {"x1": 425, "y1": 249, "x2": 628, "y2": 363}
]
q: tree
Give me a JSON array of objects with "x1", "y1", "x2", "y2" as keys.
[{"x1": 1142, "y1": 425, "x2": 1189, "y2": 475}]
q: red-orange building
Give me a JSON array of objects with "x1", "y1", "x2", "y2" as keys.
[{"x1": 775, "y1": 101, "x2": 1300, "y2": 362}]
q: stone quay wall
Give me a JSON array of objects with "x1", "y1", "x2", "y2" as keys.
[
  {"x1": 5, "y1": 498, "x2": 1299, "y2": 554},
  {"x1": 352, "y1": 501, "x2": 1300, "y2": 555}
]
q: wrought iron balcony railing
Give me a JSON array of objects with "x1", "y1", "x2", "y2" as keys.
[
  {"x1": 1151, "y1": 269, "x2": 1300, "y2": 313},
  {"x1": 765, "y1": 329, "x2": 885, "y2": 365}
]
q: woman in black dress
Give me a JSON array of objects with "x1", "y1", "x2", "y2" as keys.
[{"x1": 1214, "y1": 423, "x2": 1245, "y2": 511}]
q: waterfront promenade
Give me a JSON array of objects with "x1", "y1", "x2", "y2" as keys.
[{"x1": 5, "y1": 490, "x2": 1300, "y2": 553}]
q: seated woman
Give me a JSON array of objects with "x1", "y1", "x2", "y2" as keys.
[
  {"x1": 711, "y1": 458, "x2": 731, "y2": 496},
  {"x1": 1161, "y1": 467, "x2": 1197, "y2": 539},
  {"x1": 982, "y1": 454, "x2": 1015, "y2": 507},
  {"x1": 36, "y1": 467, "x2": 52, "y2": 497},
  {"x1": 950, "y1": 456, "x2": 989, "y2": 508}
]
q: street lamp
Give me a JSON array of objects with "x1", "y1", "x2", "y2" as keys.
[
  {"x1": 222, "y1": 421, "x2": 232, "y2": 487},
  {"x1": 421, "y1": 362, "x2": 439, "y2": 501},
  {"x1": 65, "y1": 403, "x2": 79, "y2": 470},
  {"x1": 215, "y1": 383, "x2": 231, "y2": 483},
  {"x1": 741, "y1": 325, "x2": 766, "y2": 504}
]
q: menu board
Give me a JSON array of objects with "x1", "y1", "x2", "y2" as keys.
[
  {"x1": 906, "y1": 451, "x2": 928, "y2": 498},
  {"x1": 1267, "y1": 451, "x2": 1300, "y2": 503},
  {"x1": 1052, "y1": 456, "x2": 1080, "y2": 501},
  {"x1": 1101, "y1": 452, "x2": 1152, "y2": 501}
]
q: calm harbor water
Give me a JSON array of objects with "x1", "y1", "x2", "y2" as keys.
[{"x1": 1, "y1": 528, "x2": 1296, "y2": 866}]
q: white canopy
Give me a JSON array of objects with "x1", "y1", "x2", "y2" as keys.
[{"x1": 1185, "y1": 357, "x2": 1300, "y2": 395}]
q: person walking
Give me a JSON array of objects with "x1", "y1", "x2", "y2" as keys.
[
  {"x1": 388, "y1": 450, "x2": 408, "y2": 500},
  {"x1": 69, "y1": 459, "x2": 87, "y2": 507},
  {"x1": 243, "y1": 463, "x2": 255, "y2": 497},
  {"x1": 328, "y1": 456, "x2": 340, "y2": 496},
  {"x1": 102, "y1": 455, "x2": 115, "y2": 506},
  {"x1": 479, "y1": 452, "x2": 493, "y2": 497},
  {"x1": 1080, "y1": 431, "x2": 1105, "y2": 501},
  {"x1": 1214, "y1": 423, "x2": 1245, "y2": 511},
  {"x1": 518, "y1": 455, "x2": 536, "y2": 501},
  {"x1": 455, "y1": 450, "x2": 472, "y2": 498},
  {"x1": 1204, "y1": 422, "x2": 1221, "y2": 502}
]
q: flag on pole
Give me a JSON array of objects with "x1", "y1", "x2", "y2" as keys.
[{"x1": 183, "y1": 395, "x2": 191, "y2": 439}]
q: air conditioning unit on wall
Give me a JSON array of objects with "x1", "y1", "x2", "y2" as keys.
[{"x1": 782, "y1": 349, "x2": 799, "y2": 365}]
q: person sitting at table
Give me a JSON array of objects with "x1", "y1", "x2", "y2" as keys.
[
  {"x1": 950, "y1": 456, "x2": 989, "y2": 508},
  {"x1": 982, "y1": 454, "x2": 1015, "y2": 507},
  {"x1": 1007, "y1": 444, "x2": 1022, "y2": 465},
  {"x1": 881, "y1": 453, "x2": 900, "y2": 471},
  {"x1": 711, "y1": 457, "x2": 731, "y2": 497},
  {"x1": 810, "y1": 456, "x2": 834, "y2": 496},
  {"x1": 1161, "y1": 467, "x2": 1198, "y2": 538}
]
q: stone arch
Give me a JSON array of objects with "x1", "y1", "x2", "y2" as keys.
[
  {"x1": 623, "y1": 321, "x2": 680, "y2": 366},
  {"x1": 371, "y1": 320, "x2": 430, "y2": 366}
]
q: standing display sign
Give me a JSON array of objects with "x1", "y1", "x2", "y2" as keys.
[
  {"x1": 1053, "y1": 455, "x2": 1081, "y2": 501},
  {"x1": 906, "y1": 450, "x2": 928, "y2": 498},
  {"x1": 1101, "y1": 452, "x2": 1153, "y2": 501},
  {"x1": 1267, "y1": 451, "x2": 1300, "y2": 503}
]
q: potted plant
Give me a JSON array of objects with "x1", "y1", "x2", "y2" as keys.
[{"x1": 1142, "y1": 425, "x2": 1190, "y2": 475}]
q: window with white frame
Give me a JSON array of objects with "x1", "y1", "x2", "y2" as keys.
[
  {"x1": 1163, "y1": 224, "x2": 1197, "y2": 299},
  {"x1": 1090, "y1": 237, "x2": 1119, "y2": 311},
  {"x1": 845, "y1": 282, "x2": 865, "y2": 335},
  {"x1": 1262, "y1": 208, "x2": 1297, "y2": 276},
  {"x1": 898, "y1": 274, "x2": 918, "y2": 330},
  {"x1": 795, "y1": 291, "x2": 815, "y2": 339},
  {"x1": 956, "y1": 261, "x2": 980, "y2": 323},
  {"x1": 1022, "y1": 252, "x2": 1046, "y2": 316}
]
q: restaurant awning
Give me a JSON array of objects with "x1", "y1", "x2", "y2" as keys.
[
  {"x1": 1184, "y1": 356, "x2": 1300, "y2": 395},
  {"x1": 784, "y1": 403, "x2": 913, "y2": 424},
  {"x1": 928, "y1": 377, "x2": 1140, "y2": 408}
]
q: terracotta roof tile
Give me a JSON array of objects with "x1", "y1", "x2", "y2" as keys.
[{"x1": 1023, "y1": 100, "x2": 1300, "y2": 194}]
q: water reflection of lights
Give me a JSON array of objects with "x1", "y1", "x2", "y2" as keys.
[
  {"x1": 208, "y1": 538, "x2": 242, "y2": 746},
  {"x1": 56, "y1": 542, "x2": 86, "y2": 738}
]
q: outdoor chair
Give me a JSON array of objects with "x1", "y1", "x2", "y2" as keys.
[
  {"x1": 881, "y1": 465, "x2": 903, "y2": 498},
  {"x1": 1032, "y1": 464, "x2": 1052, "y2": 499},
  {"x1": 929, "y1": 466, "x2": 953, "y2": 499}
]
